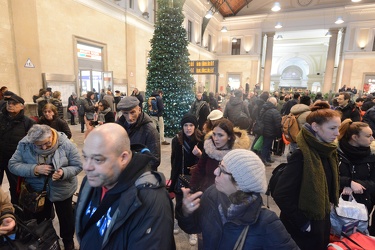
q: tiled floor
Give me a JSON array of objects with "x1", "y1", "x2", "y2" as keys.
[{"x1": 1, "y1": 122, "x2": 286, "y2": 249}]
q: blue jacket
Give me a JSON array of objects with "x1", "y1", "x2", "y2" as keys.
[
  {"x1": 9, "y1": 132, "x2": 82, "y2": 202},
  {"x1": 177, "y1": 186, "x2": 299, "y2": 250}
]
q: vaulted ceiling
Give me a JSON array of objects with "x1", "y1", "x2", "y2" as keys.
[{"x1": 206, "y1": 0, "x2": 373, "y2": 18}]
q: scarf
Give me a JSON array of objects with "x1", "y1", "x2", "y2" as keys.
[
  {"x1": 296, "y1": 124, "x2": 339, "y2": 220},
  {"x1": 34, "y1": 129, "x2": 59, "y2": 164},
  {"x1": 98, "y1": 108, "x2": 111, "y2": 123},
  {"x1": 218, "y1": 192, "x2": 260, "y2": 225},
  {"x1": 339, "y1": 139, "x2": 371, "y2": 164}
]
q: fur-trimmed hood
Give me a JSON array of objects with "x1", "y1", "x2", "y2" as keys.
[{"x1": 203, "y1": 128, "x2": 251, "y2": 161}]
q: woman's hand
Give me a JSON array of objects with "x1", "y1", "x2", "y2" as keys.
[
  {"x1": 0, "y1": 218, "x2": 15, "y2": 235},
  {"x1": 342, "y1": 187, "x2": 353, "y2": 195},
  {"x1": 350, "y1": 181, "x2": 366, "y2": 194},
  {"x1": 181, "y1": 188, "x2": 203, "y2": 217},
  {"x1": 35, "y1": 164, "x2": 53, "y2": 176},
  {"x1": 192, "y1": 145, "x2": 202, "y2": 158},
  {"x1": 52, "y1": 169, "x2": 64, "y2": 181}
]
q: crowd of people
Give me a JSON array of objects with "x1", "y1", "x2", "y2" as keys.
[{"x1": 2, "y1": 85, "x2": 375, "y2": 249}]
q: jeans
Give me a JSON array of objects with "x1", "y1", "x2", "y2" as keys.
[{"x1": 261, "y1": 136, "x2": 274, "y2": 162}]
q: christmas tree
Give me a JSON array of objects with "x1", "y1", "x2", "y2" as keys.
[{"x1": 146, "y1": 0, "x2": 195, "y2": 137}]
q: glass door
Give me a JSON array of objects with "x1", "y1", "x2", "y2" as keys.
[
  {"x1": 79, "y1": 70, "x2": 113, "y2": 95},
  {"x1": 92, "y1": 71, "x2": 103, "y2": 93},
  {"x1": 79, "y1": 70, "x2": 92, "y2": 93}
]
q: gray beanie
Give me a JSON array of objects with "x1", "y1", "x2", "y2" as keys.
[
  {"x1": 222, "y1": 149, "x2": 267, "y2": 193},
  {"x1": 117, "y1": 96, "x2": 140, "y2": 111}
]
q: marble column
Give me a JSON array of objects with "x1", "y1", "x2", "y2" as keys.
[
  {"x1": 263, "y1": 32, "x2": 275, "y2": 91},
  {"x1": 322, "y1": 29, "x2": 340, "y2": 94}
]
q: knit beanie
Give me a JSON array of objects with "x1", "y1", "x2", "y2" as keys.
[
  {"x1": 180, "y1": 113, "x2": 198, "y2": 128},
  {"x1": 222, "y1": 149, "x2": 267, "y2": 193}
]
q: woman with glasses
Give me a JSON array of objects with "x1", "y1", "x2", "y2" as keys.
[
  {"x1": 273, "y1": 101, "x2": 341, "y2": 249},
  {"x1": 190, "y1": 119, "x2": 250, "y2": 192},
  {"x1": 39, "y1": 103, "x2": 72, "y2": 139},
  {"x1": 176, "y1": 149, "x2": 298, "y2": 249},
  {"x1": 9, "y1": 124, "x2": 82, "y2": 250},
  {"x1": 337, "y1": 119, "x2": 375, "y2": 235}
]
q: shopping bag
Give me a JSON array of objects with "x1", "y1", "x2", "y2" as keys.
[
  {"x1": 253, "y1": 136, "x2": 263, "y2": 151},
  {"x1": 330, "y1": 194, "x2": 368, "y2": 236},
  {"x1": 327, "y1": 232, "x2": 375, "y2": 250}
]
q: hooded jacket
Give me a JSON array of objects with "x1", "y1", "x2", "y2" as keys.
[
  {"x1": 117, "y1": 112, "x2": 160, "y2": 170},
  {"x1": 190, "y1": 128, "x2": 250, "y2": 191},
  {"x1": 223, "y1": 96, "x2": 250, "y2": 125},
  {"x1": 259, "y1": 101, "x2": 282, "y2": 138},
  {"x1": 75, "y1": 152, "x2": 175, "y2": 250}
]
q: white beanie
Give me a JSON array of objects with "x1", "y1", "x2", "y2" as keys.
[{"x1": 222, "y1": 149, "x2": 267, "y2": 193}]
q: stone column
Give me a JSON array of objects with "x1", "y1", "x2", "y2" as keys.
[
  {"x1": 322, "y1": 29, "x2": 339, "y2": 94},
  {"x1": 263, "y1": 32, "x2": 275, "y2": 91}
]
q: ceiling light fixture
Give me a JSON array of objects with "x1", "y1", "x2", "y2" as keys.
[
  {"x1": 272, "y1": 2, "x2": 281, "y2": 12},
  {"x1": 275, "y1": 22, "x2": 282, "y2": 29},
  {"x1": 232, "y1": 38, "x2": 237, "y2": 43},
  {"x1": 276, "y1": 34, "x2": 283, "y2": 40},
  {"x1": 325, "y1": 31, "x2": 332, "y2": 37},
  {"x1": 351, "y1": 0, "x2": 361, "y2": 2},
  {"x1": 205, "y1": 10, "x2": 213, "y2": 19},
  {"x1": 335, "y1": 16, "x2": 344, "y2": 24},
  {"x1": 221, "y1": 26, "x2": 228, "y2": 32}
]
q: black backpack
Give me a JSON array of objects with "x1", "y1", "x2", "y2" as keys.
[{"x1": 266, "y1": 163, "x2": 287, "y2": 208}]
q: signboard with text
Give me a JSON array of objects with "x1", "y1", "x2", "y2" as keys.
[{"x1": 189, "y1": 60, "x2": 218, "y2": 75}]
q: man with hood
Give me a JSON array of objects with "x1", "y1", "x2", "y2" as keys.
[
  {"x1": 223, "y1": 89, "x2": 250, "y2": 128},
  {"x1": 117, "y1": 96, "x2": 160, "y2": 170},
  {"x1": 0, "y1": 91, "x2": 35, "y2": 203},
  {"x1": 76, "y1": 123, "x2": 175, "y2": 249}
]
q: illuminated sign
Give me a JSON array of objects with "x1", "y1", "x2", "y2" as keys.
[
  {"x1": 189, "y1": 60, "x2": 218, "y2": 75},
  {"x1": 77, "y1": 44, "x2": 102, "y2": 61}
]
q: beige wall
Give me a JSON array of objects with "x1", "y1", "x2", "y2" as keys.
[
  {"x1": 0, "y1": 0, "x2": 18, "y2": 91},
  {"x1": 351, "y1": 58, "x2": 375, "y2": 89}
]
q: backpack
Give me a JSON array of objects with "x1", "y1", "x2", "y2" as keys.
[
  {"x1": 148, "y1": 96, "x2": 158, "y2": 116},
  {"x1": 281, "y1": 113, "x2": 300, "y2": 143},
  {"x1": 266, "y1": 163, "x2": 287, "y2": 198},
  {"x1": 78, "y1": 100, "x2": 85, "y2": 116}
]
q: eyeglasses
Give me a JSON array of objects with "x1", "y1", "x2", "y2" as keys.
[
  {"x1": 217, "y1": 162, "x2": 232, "y2": 176},
  {"x1": 34, "y1": 138, "x2": 52, "y2": 149}
]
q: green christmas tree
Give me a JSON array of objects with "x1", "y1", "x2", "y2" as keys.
[{"x1": 146, "y1": 0, "x2": 195, "y2": 137}]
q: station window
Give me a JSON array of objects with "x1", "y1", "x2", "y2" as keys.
[
  {"x1": 232, "y1": 39, "x2": 241, "y2": 55},
  {"x1": 187, "y1": 20, "x2": 193, "y2": 42}
]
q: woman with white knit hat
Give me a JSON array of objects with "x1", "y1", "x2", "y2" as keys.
[{"x1": 176, "y1": 149, "x2": 298, "y2": 250}]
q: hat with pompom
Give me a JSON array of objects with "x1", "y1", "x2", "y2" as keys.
[{"x1": 222, "y1": 149, "x2": 267, "y2": 193}]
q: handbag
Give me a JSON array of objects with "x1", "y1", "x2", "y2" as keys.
[
  {"x1": 18, "y1": 177, "x2": 48, "y2": 214},
  {"x1": 175, "y1": 144, "x2": 196, "y2": 192},
  {"x1": 330, "y1": 194, "x2": 368, "y2": 236},
  {"x1": 0, "y1": 218, "x2": 60, "y2": 250},
  {"x1": 327, "y1": 232, "x2": 375, "y2": 250},
  {"x1": 68, "y1": 102, "x2": 78, "y2": 116}
]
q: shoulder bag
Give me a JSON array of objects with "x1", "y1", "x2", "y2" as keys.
[{"x1": 18, "y1": 176, "x2": 49, "y2": 214}]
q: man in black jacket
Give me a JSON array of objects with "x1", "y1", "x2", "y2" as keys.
[
  {"x1": 260, "y1": 97, "x2": 282, "y2": 166},
  {"x1": 0, "y1": 91, "x2": 35, "y2": 203},
  {"x1": 149, "y1": 90, "x2": 170, "y2": 145},
  {"x1": 76, "y1": 123, "x2": 175, "y2": 249},
  {"x1": 336, "y1": 92, "x2": 360, "y2": 122},
  {"x1": 281, "y1": 92, "x2": 300, "y2": 115}
]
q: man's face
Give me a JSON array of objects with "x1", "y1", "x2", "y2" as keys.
[
  {"x1": 82, "y1": 136, "x2": 129, "y2": 189},
  {"x1": 196, "y1": 93, "x2": 202, "y2": 100},
  {"x1": 122, "y1": 106, "x2": 141, "y2": 124},
  {"x1": 337, "y1": 94, "x2": 348, "y2": 107},
  {"x1": 6, "y1": 100, "x2": 24, "y2": 115}
]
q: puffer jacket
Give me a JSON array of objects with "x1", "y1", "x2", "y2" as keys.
[
  {"x1": 9, "y1": 132, "x2": 82, "y2": 202},
  {"x1": 117, "y1": 112, "x2": 160, "y2": 170},
  {"x1": 176, "y1": 186, "x2": 299, "y2": 250},
  {"x1": 260, "y1": 102, "x2": 282, "y2": 138},
  {"x1": 336, "y1": 101, "x2": 360, "y2": 122},
  {"x1": 190, "y1": 128, "x2": 250, "y2": 191}
]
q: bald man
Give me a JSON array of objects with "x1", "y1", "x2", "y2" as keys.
[
  {"x1": 259, "y1": 97, "x2": 282, "y2": 166},
  {"x1": 76, "y1": 123, "x2": 175, "y2": 249}
]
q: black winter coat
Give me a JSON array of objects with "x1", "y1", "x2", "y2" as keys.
[
  {"x1": 336, "y1": 101, "x2": 360, "y2": 122},
  {"x1": 338, "y1": 148, "x2": 375, "y2": 211},
  {"x1": 38, "y1": 116, "x2": 72, "y2": 139},
  {"x1": 281, "y1": 99, "x2": 298, "y2": 115},
  {"x1": 0, "y1": 109, "x2": 35, "y2": 163},
  {"x1": 363, "y1": 106, "x2": 375, "y2": 135},
  {"x1": 259, "y1": 102, "x2": 282, "y2": 138},
  {"x1": 150, "y1": 92, "x2": 164, "y2": 117}
]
